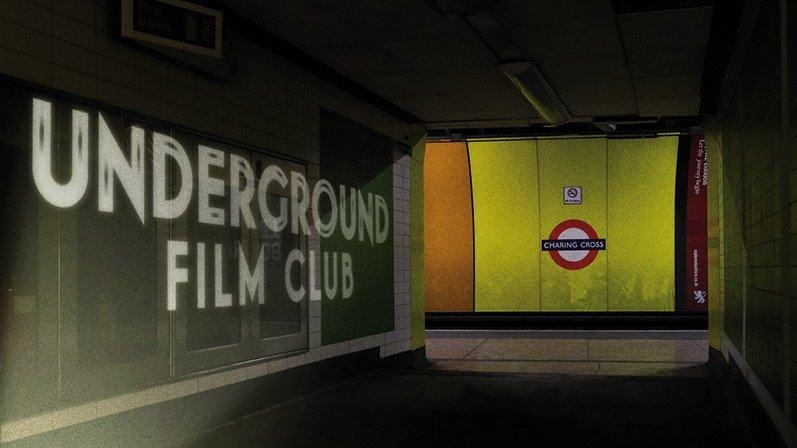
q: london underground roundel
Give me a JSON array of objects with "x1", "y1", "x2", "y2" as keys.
[{"x1": 541, "y1": 219, "x2": 606, "y2": 270}]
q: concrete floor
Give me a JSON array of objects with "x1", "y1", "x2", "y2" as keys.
[
  {"x1": 186, "y1": 330, "x2": 770, "y2": 448},
  {"x1": 425, "y1": 329, "x2": 710, "y2": 377}
]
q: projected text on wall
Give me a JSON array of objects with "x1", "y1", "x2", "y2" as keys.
[{"x1": 30, "y1": 98, "x2": 391, "y2": 311}]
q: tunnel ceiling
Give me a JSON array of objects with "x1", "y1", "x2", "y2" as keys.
[{"x1": 223, "y1": 0, "x2": 715, "y2": 127}]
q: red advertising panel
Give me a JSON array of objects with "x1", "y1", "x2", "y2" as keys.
[{"x1": 685, "y1": 134, "x2": 708, "y2": 311}]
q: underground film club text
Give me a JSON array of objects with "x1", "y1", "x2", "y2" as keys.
[{"x1": 30, "y1": 98, "x2": 391, "y2": 310}]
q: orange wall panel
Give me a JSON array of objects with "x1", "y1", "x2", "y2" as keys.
[{"x1": 423, "y1": 142, "x2": 474, "y2": 311}]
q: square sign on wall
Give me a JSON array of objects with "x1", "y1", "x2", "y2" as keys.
[{"x1": 563, "y1": 186, "x2": 582, "y2": 204}]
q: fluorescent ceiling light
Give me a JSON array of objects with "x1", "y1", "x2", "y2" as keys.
[{"x1": 498, "y1": 61, "x2": 571, "y2": 125}]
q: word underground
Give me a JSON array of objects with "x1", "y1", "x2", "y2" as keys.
[{"x1": 30, "y1": 99, "x2": 391, "y2": 310}]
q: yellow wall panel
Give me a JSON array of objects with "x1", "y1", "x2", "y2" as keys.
[
  {"x1": 469, "y1": 140, "x2": 540, "y2": 311},
  {"x1": 423, "y1": 136, "x2": 680, "y2": 313},
  {"x1": 607, "y1": 137, "x2": 678, "y2": 311},
  {"x1": 537, "y1": 138, "x2": 608, "y2": 311},
  {"x1": 423, "y1": 142, "x2": 474, "y2": 311}
]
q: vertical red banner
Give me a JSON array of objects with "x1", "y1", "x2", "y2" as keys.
[{"x1": 685, "y1": 134, "x2": 708, "y2": 311}]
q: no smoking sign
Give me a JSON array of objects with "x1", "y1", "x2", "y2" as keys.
[
  {"x1": 563, "y1": 186, "x2": 581, "y2": 204},
  {"x1": 541, "y1": 219, "x2": 606, "y2": 270}
]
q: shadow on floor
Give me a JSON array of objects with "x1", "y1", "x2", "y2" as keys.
[{"x1": 187, "y1": 347, "x2": 763, "y2": 447}]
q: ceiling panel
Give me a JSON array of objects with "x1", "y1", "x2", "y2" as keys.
[
  {"x1": 626, "y1": 47, "x2": 707, "y2": 78},
  {"x1": 390, "y1": 93, "x2": 476, "y2": 121},
  {"x1": 567, "y1": 100, "x2": 638, "y2": 117},
  {"x1": 453, "y1": 85, "x2": 538, "y2": 110},
  {"x1": 618, "y1": 7, "x2": 713, "y2": 51},
  {"x1": 536, "y1": 54, "x2": 630, "y2": 84},
  {"x1": 359, "y1": 66, "x2": 508, "y2": 100},
  {"x1": 358, "y1": 71, "x2": 443, "y2": 98},
  {"x1": 462, "y1": 108, "x2": 539, "y2": 120},
  {"x1": 555, "y1": 79, "x2": 636, "y2": 105},
  {"x1": 490, "y1": 0, "x2": 616, "y2": 27},
  {"x1": 619, "y1": 7, "x2": 711, "y2": 117},
  {"x1": 365, "y1": 67, "x2": 511, "y2": 96},
  {"x1": 422, "y1": 68, "x2": 512, "y2": 94},
  {"x1": 312, "y1": 45, "x2": 414, "y2": 77},
  {"x1": 638, "y1": 96, "x2": 701, "y2": 116},
  {"x1": 225, "y1": 1, "x2": 365, "y2": 48},
  {"x1": 505, "y1": 22, "x2": 624, "y2": 60},
  {"x1": 225, "y1": 1, "x2": 715, "y2": 123},
  {"x1": 633, "y1": 75, "x2": 702, "y2": 100},
  {"x1": 346, "y1": 8, "x2": 469, "y2": 42},
  {"x1": 377, "y1": 33, "x2": 496, "y2": 71}
]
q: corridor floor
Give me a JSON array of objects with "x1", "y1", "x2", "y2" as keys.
[{"x1": 189, "y1": 330, "x2": 771, "y2": 448}]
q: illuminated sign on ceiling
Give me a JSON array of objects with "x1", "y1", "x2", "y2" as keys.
[{"x1": 121, "y1": 0, "x2": 223, "y2": 57}]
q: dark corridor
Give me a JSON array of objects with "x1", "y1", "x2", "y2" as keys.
[{"x1": 190, "y1": 362, "x2": 781, "y2": 448}]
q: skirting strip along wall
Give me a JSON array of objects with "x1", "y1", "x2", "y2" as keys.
[{"x1": 723, "y1": 332, "x2": 796, "y2": 446}]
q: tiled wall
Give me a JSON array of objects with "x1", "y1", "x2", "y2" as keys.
[
  {"x1": 0, "y1": 0, "x2": 409, "y2": 151},
  {"x1": 387, "y1": 154, "x2": 414, "y2": 356},
  {"x1": 0, "y1": 0, "x2": 416, "y2": 443},
  {"x1": 713, "y1": 0, "x2": 795, "y2": 442}
]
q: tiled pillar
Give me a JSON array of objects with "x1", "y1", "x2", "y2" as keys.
[{"x1": 381, "y1": 154, "x2": 412, "y2": 357}]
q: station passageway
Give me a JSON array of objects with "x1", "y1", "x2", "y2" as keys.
[
  {"x1": 190, "y1": 331, "x2": 750, "y2": 448},
  {"x1": 0, "y1": 0, "x2": 793, "y2": 447}
]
